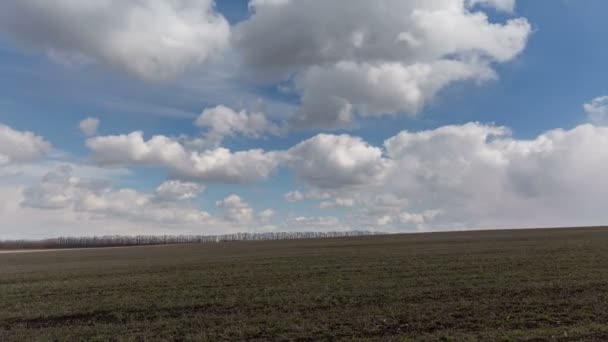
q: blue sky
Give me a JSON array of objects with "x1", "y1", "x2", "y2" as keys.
[{"x1": 1, "y1": 0, "x2": 608, "y2": 238}]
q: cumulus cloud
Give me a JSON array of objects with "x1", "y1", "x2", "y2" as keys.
[
  {"x1": 285, "y1": 189, "x2": 336, "y2": 203},
  {"x1": 216, "y1": 194, "x2": 254, "y2": 223},
  {"x1": 5, "y1": 164, "x2": 282, "y2": 238},
  {"x1": 193, "y1": 105, "x2": 281, "y2": 147},
  {"x1": 372, "y1": 210, "x2": 442, "y2": 231},
  {"x1": 236, "y1": 0, "x2": 531, "y2": 128},
  {"x1": 81, "y1": 116, "x2": 608, "y2": 232},
  {"x1": 86, "y1": 131, "x2": 186, "y2": 165},
  {"x1": 21, "y1": 165, "x2": 211, "y2": 224},
  {"x1": 257, "y1": 209, "x2": 275, "y2": 222},
  {"x1": 0, "y1": 184, "x2": 215, "y2": 238},
  {"x1": 215, "y1": 194, "x2": 275, "y2": 226},
  {"x1": 0, "y1": 0, "x2": 230, "y2": 80},
  {"x1": 319, "y1": 197, "x2": 355, "y2": 209},
  {"x1": 0, "y1": 123, "x2": 51, "y2": 167},
  {"x1": 292, "y1": 60, "x2": 495, "y2": 128},
  {"x1": 584, "y1": 96, "x2": 608, "y2": 125},
  {"x1": 79, "y1": 117, "x2": 99, "y2": 136},
  {"x1": 155, "y1": 180, "x2": 204, "y2": 201},
  {"x1": 288, "y1": 122, "x2": 608, "y2": 231},
  {"x1": 284, "y1": 190, "x2": 305, "y2": 202},
  {"x1": 285, "y1": 189, "x2": 354, "y2": 208},
  {"x1": 10, "y1": 120, "x2": 608, "y2": 235},
  {"x1": 388, "y1": 123, "x2": 608, "y2": 229},
  {"x1": 86, "y1": 131, "x2": 281, "y2": 183},
  {"x1": 286, "y1": 134, "x2": 389, "y2": 188},
  {"x1": 21, "y1": 165, "x2": 109, "y2": 210},
  {"x1": 180, "y1": 148, "x2": 280, "y2": 183}
]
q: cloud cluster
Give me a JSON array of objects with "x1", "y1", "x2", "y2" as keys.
[
  {"x1": 86, "y1": 128, "x2": 391, "y2": 188},
  {"x1": 5, "y1": 118, "x2": 608, "y2": 235},
  {"x1": 286, "y1": 134, "x2": 389, "y2": 188},
  {"x1": 283, "y1": 122, "x2": 608, "y2": 231},
  {"x1": 0, "y1": 0, "x2": 532, "y2": 131},
  {"x1": 6, "y1": 1, "x2": 606, "y2": 236},
  {"x1": 319, "y1": 198, "x2": 356, "y2": 209},
  {"x1": 0, "y1": 1, "x2": 532, "y2": 130},
  {"x1": 284, "y1": 189, "x2": 353, "y2": 209},
  {"x1": 21, "y1": 165, "x2": 211, "y2": 224},
  {"x1": 236, "y1": 0, "x2": 531, "y2": 128},
  {"x1": 86, "y1": 131, "x2": 280, "y2": 184},
  {"x1": 81, "y1": 108, "x2": 608, "y2": 232},
  {"x1": 0, "y1": 123, "x2": 51, "y2": 167},
  {"x1": 192, "y1": 105, "x2": 281, "y2": 148},
  {"x1": 79, "y1": 117, "x2": 99, "y2": 137},
  {"x1": 216, "y1": 194, "x2": 254, "y2": 223},
  {"x1": 9, "y1": 164, "x2": 279, "y2": 238},
  {"x1": 291, "y1": 61, "x2": 496, "y2": 128},
  {"x1": 155, "y1": 180, "x2": 204, "y2": 201},
  {"x1": 0, "y1": 0, "x2": 230, "y2": 80}
]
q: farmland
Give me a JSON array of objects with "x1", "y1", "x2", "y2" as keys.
[{"x1": 2, "y1": 227, "x2": 608, "y2": 341}]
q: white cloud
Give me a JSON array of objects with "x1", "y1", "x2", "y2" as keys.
[
  {"x1": 319, "y1": 197, "x2": 355, "y2": 209},
  {"x1": 2, "y1": 164, "x2": 285, "y2": 238},
  {"x1": 155, "y1": 180, "x2": 204, "y2": 201},
  {"x1": 79, "y1": 117, "x2": 99, "y2": 136},
  {"x1": 216, "y1": 194, "x2": 275, "y2": 225},
  {"x1": 216, "y1": 194, "x2": 254, "y2": 223},
  {"x1": 0, "y1": 0, "x2": 231, "y2": 80},
  {"x1": 292, "y1": 60, "x2": 495, "y2": 128},
  {"x1": 0, "y1": 123, "x2": 51, "y2": 167},
  {"x1": 0, "y1": 184, "x2": 211, "y2": 239},
  {"x1": 183, "y1": 148, "x2": 281, "y2": 183},
  {"x1": 0, "y1": 160, "x2": 130, "y2": 189},
  {"x1": 8, "y1": 118, "x2": 608, "y2": 236},
  {"x1": 81, "y1": 117, "x2": 608, "y2": 233},
  {"x1": 584, "y1": 96, "x2": 608, "y2": 125},
  {"x1": 19, "y1": 165, "x2": 106, "y2": 210},
  {"x1": 286, "y1": 133, "x2": 389, "y2": 188},
  {"x1": 339, "y1": 122, "x2": 608, "y2": 231},
  {"x1": 21, "y1": 165, "x2": 102, "y2": 210},
  {"x1": 21, "y1": 165, "x2": 211, "y2": 225},
  {"x1": 87, "y1": 131, "x2": 186, "y2": 165},
  {"x1": 284, "y1": 189, "x2": 331, "y2": 202},
  {"x1": 86, "y1": 131, "x2": 281, "y2": 184},
  {"x1": 236, "y1": 0, "x2": 531, "y2": 128},
  {"x1": 284, "y1": 190, "x2": 304, "y2": 202},
  {"x1": 266, "y1": 119, "x2": 608, "y2": 232},
  {"x1": 193, "y1": 105, "x2": 281, "y2": 147},
  {"x1": 258, "y1": 209, "x2": 275, "y2": 222},
  {"x1": 373, "y1": 210, "x2": 442, "y2": 231}
]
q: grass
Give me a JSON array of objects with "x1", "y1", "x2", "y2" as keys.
[{"x1": 1, "y1": 227, "x2": 608, "y2": 341}]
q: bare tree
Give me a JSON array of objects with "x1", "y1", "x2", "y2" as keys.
[{"x1": 0, "y1": 231, "x2": 385, "y2": 250}]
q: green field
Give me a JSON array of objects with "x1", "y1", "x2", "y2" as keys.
[{"x1": 2, "y1": 227, "x2": 608, "y2": 341}]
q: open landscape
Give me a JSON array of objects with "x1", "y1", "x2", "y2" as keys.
[
  {"x1": 2, "y1": 1, "x2": 608, "y2": 341},
  {"x1": 2, "y1": 227, "x2": 608, "y2": 341}
]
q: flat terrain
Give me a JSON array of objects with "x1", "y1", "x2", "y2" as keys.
[{"x1": 2, "y1": 228, "x2": 608, "y2": 341}]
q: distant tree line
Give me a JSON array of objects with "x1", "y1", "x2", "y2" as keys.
[{"x1": 0, "y1": 231, "x2": 384, "y2": 250}]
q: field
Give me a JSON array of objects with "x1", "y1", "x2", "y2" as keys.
[{"x1": 2, "y1": 227, "x2": 608, "y2": 341}]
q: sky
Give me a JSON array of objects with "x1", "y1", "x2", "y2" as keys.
[{"x1": 1, "y1": 0, "x2": 608, "y2": 239}]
